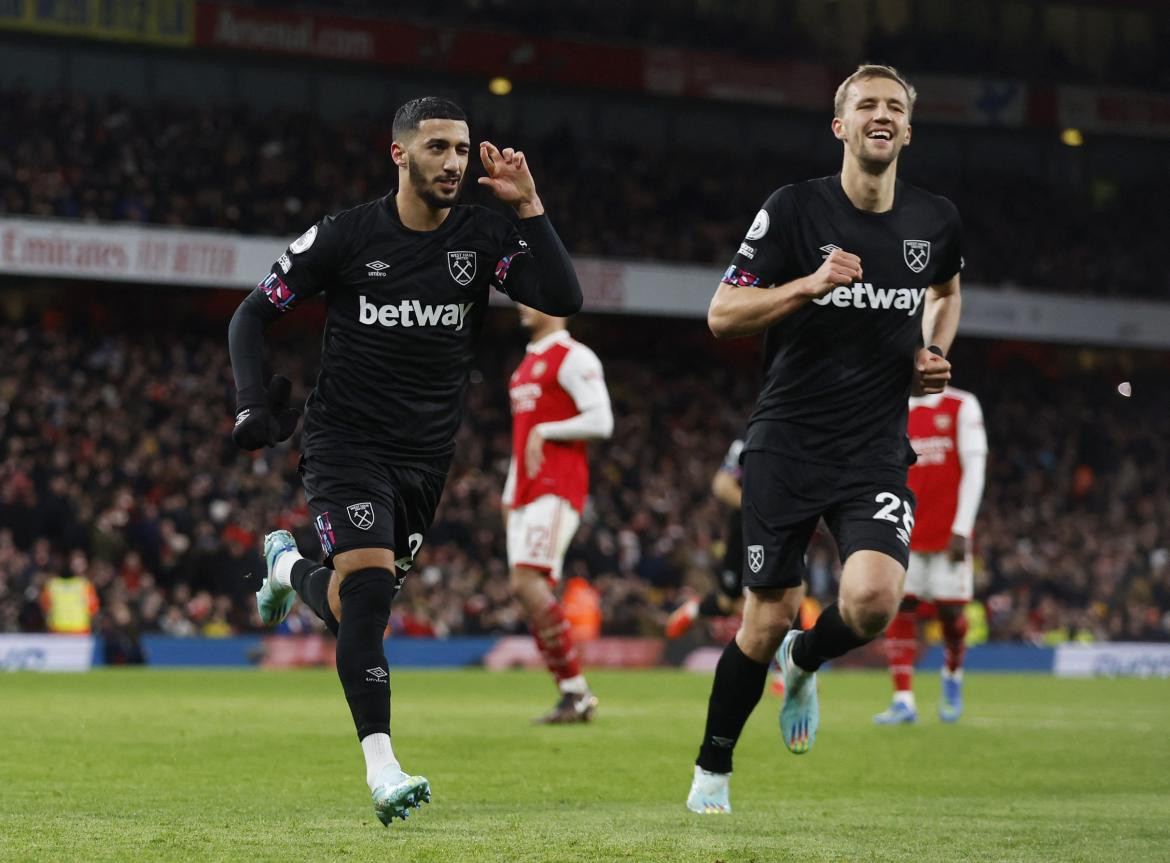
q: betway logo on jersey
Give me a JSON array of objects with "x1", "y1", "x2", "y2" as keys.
[
  {"x1": 812, "y1": 284, "x2": 926, "y2": 316},
  {"x1": 359, "y1": 295, "x2": 473, "y2": 330}
]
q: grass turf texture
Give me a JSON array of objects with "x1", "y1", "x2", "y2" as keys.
[{"x1": 1, "y1": 669, "x2": 1167, "y2": 862}]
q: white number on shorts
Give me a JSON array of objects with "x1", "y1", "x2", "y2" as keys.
[
  {"x1": 396, "y1": 533, "x2": 425, "y2": 572},
  {"x1": 873, "y1": 493, "x2": 916, "y2": 539},
  {"x1": 872, "y1": 492, "x2": 902, "y2": 523},
  {"x1": 407, "y1": 533, "x2": 424, "y2": 557}
]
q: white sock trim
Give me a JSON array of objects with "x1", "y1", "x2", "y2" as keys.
[
  {"x1": 893, "y1": 690, "x2": 917, "y2": 709},
  {"x1": 558, "y1": 674, "x2": 588, "y2": 695},
  {"x1": 695, "y1": 764, "x2": 730, "y2": 779},
  {"x1": 272, "y1": 547, "x2": 303, "y2": 588},
  {"x1": 361, "y1": 733, "x2": 400, "y2": 790}
]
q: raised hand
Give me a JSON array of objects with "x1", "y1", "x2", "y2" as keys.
[{"x1": 478, "y1": 141, "x2": 544, "y2": 217}]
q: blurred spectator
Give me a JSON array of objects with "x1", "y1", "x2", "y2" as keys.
[{"x1": 41, "y1": 567, "x2": 99, "y2": 634}]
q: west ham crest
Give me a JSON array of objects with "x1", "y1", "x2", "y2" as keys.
[
  {"x1": 747, "y1": 544, "x2": 765, "y2": 574},
  {"x1": 903, "y1": 240, "x2": 931, "y2": 274},
  {"x1": 447, "y1": 251, "x2": 477, "y2": 286},
  {"x1": 347, "y1": 502, "x2": 375, "y2": 531}
]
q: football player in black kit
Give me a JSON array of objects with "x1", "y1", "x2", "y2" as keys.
[
  {"x1": 227, "y1": 97, "x2": 582, "y2": 826},
  {"x1": 687, "y1": 65, "x2": 962, "y2": 814}
]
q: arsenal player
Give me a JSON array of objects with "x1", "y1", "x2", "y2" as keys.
[
  {"x1": 503, "y1": 304, "x2": 613, "y2": 723},
  {"x1": 874, "y1": 386, "x2": 987, "y2": 724}
]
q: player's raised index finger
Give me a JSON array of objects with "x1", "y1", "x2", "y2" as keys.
[{"x1": 479, "y1": 141, "x2": 501, "y2": 171}]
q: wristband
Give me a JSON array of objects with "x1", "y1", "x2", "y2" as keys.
[{"x1": 927, "y1": 344, "x2": 945, "y2": 358}]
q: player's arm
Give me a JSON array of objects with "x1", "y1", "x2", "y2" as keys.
[
  {"x1": 708, "y1": 188, "x2": 861, "y2": 339},
  {"x1": 228, "y1": 217, "x2": 342, "y2": 450},
  {"x1": 948, "y1": 393, "x2": 988, "y2": 562},
  {"x1": 708, "y1": 250, "x2": 860, "y2": 339},
  {"x1": 501, "y1": 457, "x2": 517, "y2": 528},
  {"x1": 914, "y1": 271, "x2": 961, "y2": 395},
  {"x1": 711, "y1": 438, "x2": 744, "y2": 508},
  {"x1": 916, "y1": 203, "x2": 965, "y2": 394},
  {"x1": 478, "y1": 142, "x2": 582, "y2": 316},
  {"x1": 711, "y1": 469, "x2": 742, "y2": 509},
  {"x1": 524, "y1": 346, "x2": 613, "y2": 478}
]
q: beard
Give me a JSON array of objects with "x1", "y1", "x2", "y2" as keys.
[{"x1": 408, "y1": 159, "x2": 461, "y2": 209}]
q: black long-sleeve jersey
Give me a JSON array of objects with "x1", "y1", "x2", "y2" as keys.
[
  {"x1": 229, "y1": 194, "x2": 581, "y2": 466},
  {"x1": 722, "y1": 175, "x2": 963, "y2": 469}
]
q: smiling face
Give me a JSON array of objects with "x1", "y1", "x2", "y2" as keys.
[
  {"x1": 392, "y1": 118, "x2": 471, "y2": 210},
  {"x1": 832, "y1": 75, "x2": 912, "y2": 172}
]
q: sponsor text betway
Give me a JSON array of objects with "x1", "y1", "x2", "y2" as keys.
[
  {"x1": 359, "y1": 295, "x2": 473, "y2": 330},
  {"x1": 812, "y1": 284, "x2": 926, "y2": 316}
]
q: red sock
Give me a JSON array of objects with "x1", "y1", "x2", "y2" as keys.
[
  {"x1": 884, "y1": 609, "x2": 917, "y2": 692},
  {"x1": 941, "y1": 609, "x2": 969, "y2": 673},
  {"x1": 530, "y1": 597, "x2": 581, "y2": 683}
]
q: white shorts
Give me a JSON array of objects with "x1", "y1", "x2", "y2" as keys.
[
  {"x1": 903, "y1": 551, "x2": 973, "y2": 603},
  {"x1": 506, "y1": 494, "x2": 580, "y2": 582}
]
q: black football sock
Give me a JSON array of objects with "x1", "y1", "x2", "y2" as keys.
[
  {"x1": 695, "y1": 639, "x2": 770, "y2": 774},
  {"x1": 335, "y1": 567, "x2": 395, "y2": 740},
  {"x1": 290, "y1": 558, "x2": 339, "y2": 636},
  {"x1": 790, "y1": 601, "x2": 871, "y2": 673},
  {"x1": 698, "y1": 592, "x2": 724, "y2": 617}
]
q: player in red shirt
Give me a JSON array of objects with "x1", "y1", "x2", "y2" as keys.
[
  {"x1": 502, "y1": 304, "x2": 613, "y2": 723},
  {"x1": 875, "y1": 386, "x2": 987, "y2": 724}
]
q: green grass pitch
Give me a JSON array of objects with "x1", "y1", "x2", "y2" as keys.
[{"x1": 1, "y1": 668, "x2": 1167, "y2": 862}]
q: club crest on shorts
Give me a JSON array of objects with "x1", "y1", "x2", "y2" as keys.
[
  {"x1": 447, "y1": 251, "x2": 476, "y2": 285},
  {"x1": 346, "y1": 502, "x2": 375, "y2": 531},
  {"x1": 747, "y1": 544, "x2": 765, "y2": 574},
  {"x1": 903, "y1": 240, "x2": 931, "y2": 273}
]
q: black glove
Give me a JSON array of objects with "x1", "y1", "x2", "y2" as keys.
[{"x1": 232, "y1": 375, "x2": 301, "y2": 450}]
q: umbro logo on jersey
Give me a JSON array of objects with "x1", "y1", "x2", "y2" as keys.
[
  {"x1": 358, "y1": 296, "x2": 473, "y2": 330},
  {"x1": 903, "y1": 240, "x2": 931, "y2": 273},
  {"x1": 366, "y1": 260, "x2": 389, "y2": 277},
  {"x1": 447, "y1": 250, "x2": 476, "y2": 285},
  {"x1": 812, "y1": 284, "x2": 926, "y2": 317},
  {"x1": 819, "y1": 243, "x2": 841, "y2": 259}
]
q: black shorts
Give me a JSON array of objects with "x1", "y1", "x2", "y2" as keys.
[
  {"x1": 740, "y1": 450, "x2": 916, "y2": 590},
  {"x1": 300, "y1": 452, "x2": 447, "y2": 570},
  {"x1": 717, "y1": 508, "x2": 744, "y2": 599}
]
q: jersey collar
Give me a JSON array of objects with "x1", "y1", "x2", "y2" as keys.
[{"x1": 526, "y1": 329, "x2": 572, "y2": 354}]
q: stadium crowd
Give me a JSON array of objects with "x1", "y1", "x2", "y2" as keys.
[
  {"x1": 1, "y1": 88, "x2": 1166, "y2": 299},
  {"x1": 1, "y1": 311, "x2": 1166, "y2": 650}
]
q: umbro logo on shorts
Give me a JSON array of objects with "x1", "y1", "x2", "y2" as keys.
[
  {"x1": 747, "y1": 545, "x2": 765, "y2": 574},
  {"x1": 365, "y1": 666, "x2": 388, "y2": 683},
  {"x1": 347, "y1": 502, "x2": 375, "y2": 530}
]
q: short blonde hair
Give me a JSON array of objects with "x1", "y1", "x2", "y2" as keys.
[{"x1": 833, "y1": 64, "x2": 917, "y2": 118}]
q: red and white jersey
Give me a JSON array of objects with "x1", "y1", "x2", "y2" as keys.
[
  {"x1": 906, "y1": 387, "x2": 987, "y2": 552},
  {"x1": 504, "y1": 330, "x2": 611, "y2": 513}
]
